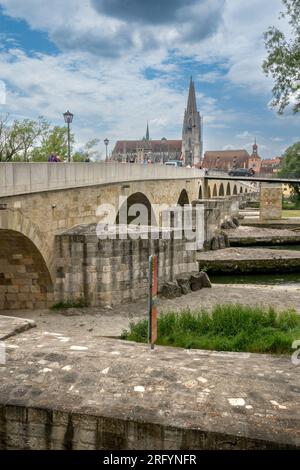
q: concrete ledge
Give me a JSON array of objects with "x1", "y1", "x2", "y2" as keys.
[
  {"x1": 0, "y1": 162, "x2": 204, "y2": 198},
  {"x1": 226, "y1": 227, "x2": 300, "y2": 247},
  {"x1": 0, "y1": 330, "x2": 299, "y2": 449},
  {"x1": 0, "y1": 315, "x2": 36, "y2": 341},
  {"x1": 197, "y1": 248, "x2": 300, "y2": 274}
]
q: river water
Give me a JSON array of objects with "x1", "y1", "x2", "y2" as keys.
[{"x1": 211, "y1": 245, "x2": 300, "y2": 287}]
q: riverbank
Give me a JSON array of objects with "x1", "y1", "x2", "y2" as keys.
[
  {"x1": 2, "y1": 284, "x2": 299, "y2": 339},
  {"x1": 197, "y1": 247, "x2": 300, "y2": 274},
  {"x1": 225, "y1": 226, "x2": 300, "y2": 246}
]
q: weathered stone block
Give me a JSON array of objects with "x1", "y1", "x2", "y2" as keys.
[
  {"x1": 176, "y1": 276, "x2": 191, "y2": 295},
  {"x1": 160, "y1": 281, "x2": 181, "y2": 299},
  {"x1": 190, "y1": 271, "x2": 212, "y2": 290}
]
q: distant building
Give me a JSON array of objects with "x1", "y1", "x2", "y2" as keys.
[
  {"x1": 203, "y1": 141, "x2": 263, "y2": 173},
  {"x1": 111, "y1": 77, "x2": 202, "y2": 166},
  {"x1": 112, "y1": 127, "x2": 182, "y2": 163},
  {"x1": 248, "y1": 139, "x2": 262, "y2": 173},
  {"x1": 203, "y1": 149, "x2": 251, "y2": 171},
  {"x1": 260, "y1": 156, "x2": 283, "y2": 175}
]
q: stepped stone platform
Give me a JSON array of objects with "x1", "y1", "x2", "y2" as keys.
[
  {"x1": 0, "y1": 324, "x2": 299, "y2": 450},
  {"x1": 0, "y1": 315, "x2": 35, "y2": 341},
  {"x1": 197, "y1": 247, "x2": 300, "y2": 274},
  {"x1": 240, "y1": 217, "x2": 300, "y2": 230},
  {"x1": 226, "y1": 226, "x2": 300, "y2": 247}
]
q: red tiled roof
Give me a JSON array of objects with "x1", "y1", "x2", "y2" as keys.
[
  {"x1": 203, "y1": 150, "x2": 250, "y2": 169},
  {"x1": 113, "y1": 140, "x2": 182, "y2": 154}
]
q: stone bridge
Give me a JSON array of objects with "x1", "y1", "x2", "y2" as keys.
[{"x1": 0, "y1": 163, "x2": 257, "y2": 310}]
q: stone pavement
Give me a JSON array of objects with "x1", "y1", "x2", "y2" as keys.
[
  {"x1": 0, "y1": 322, "x2": 299, "y2": 449},
  {"x1": 1, "y1": 284, "x2": 300, "y2": 340},
  {"x1": 0, "y1": 315, "x2": 35, "y2": 341},
  {"x1": 225, "y1": 226, "x2": 300, "y2": 246},
  {"x1": 197, "y1": 247, "x2": 300, "y2": 274}
]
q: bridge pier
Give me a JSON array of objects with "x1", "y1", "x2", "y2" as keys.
[{"x1": 260, "y1": 182, "x2": 282, "y2": 221}]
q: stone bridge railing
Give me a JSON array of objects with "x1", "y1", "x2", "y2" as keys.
[{"x1": 0, "y1": 162, "x2": 204, "y2": 198}]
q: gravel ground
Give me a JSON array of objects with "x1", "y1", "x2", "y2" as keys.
[{"x1": 2, "y1": 284, "x2": 299, "y2": 338}]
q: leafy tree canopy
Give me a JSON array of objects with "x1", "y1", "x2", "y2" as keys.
[
  {"x1": 263, "y1": 0, "x2": 300, "y2": 113},
  {"x1": 0, "y1": 114, "x2": 100, "y2": 162},
  {"x1": 279, "y1": 141, "x2": 300, "y2": 200}
]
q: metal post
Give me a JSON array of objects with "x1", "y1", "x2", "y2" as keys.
[{"x1": 67, "y1": 122, "x2": 71, "y2": 163}]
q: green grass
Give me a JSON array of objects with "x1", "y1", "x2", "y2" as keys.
[
  {"x1": 121, "y1": 304, "x2": 300, "y2": 354},
  {"x1": 282, "y1": 209, "x2": 300, "y2": 218},
  {"x1": 51, "y1": 297, "x2": 88, "y2": 309}
]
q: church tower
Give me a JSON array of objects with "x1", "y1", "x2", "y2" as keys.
[{"x1": 182, "y1": 77, "x2": 202, "y2": 166}]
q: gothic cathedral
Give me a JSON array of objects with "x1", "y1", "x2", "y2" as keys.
[{"x1": 181, "y1": 77, "x2": 203, "y2": 166}]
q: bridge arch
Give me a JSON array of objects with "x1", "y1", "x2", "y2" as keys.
[
  {"x1": 240, "y1": 187, "x2": 243, "y2": 193},
  {"x1": 177, "y1": 189, "x2": 190, "y2": 206},
  {"x1": 219, "y1": 183, "x2": 225, "y2": 196},
  {"x1": 233, "y1": 184, "x2": 238, "y2": 195},
  {"x1": 0, "y1": 227, "x2": 53, "y2": 310},
  {"x1": 198, "y1": 185, "x2": 203, "y2": 200},
  {"x1": 226, "y1": 182, "x2": 231, "y2": 196},
  {"x1": 116, "y1": 191, "x2": 157, "y2": 226},
  {"x1": 212, "y1": 184, "x2": 217, "y2": 197}
]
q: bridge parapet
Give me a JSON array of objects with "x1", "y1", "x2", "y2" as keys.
[{"x1": 0, "y1": 162, "x2": 204, "y2": 198}]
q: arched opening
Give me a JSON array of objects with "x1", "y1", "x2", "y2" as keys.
[
  {"x1": 226, "y1": 182, "x2": 231, "y2": 196},
  {"x1": 177, "y1": 189, "x2": 190, "y2": 206},
  {"x1": 0, "y1": 230, "x2": 53, "y2": 310},
  {"x1": 233, "y1": 185, "x2": 238, "y2": 195},
  {"x1": 213, "y1": 184, "x2": 217, "y2": 197},
  {"x1": 116, "y1": 192, "x2": 156, "y2": 226},
  {"x1": 245, "y1": 188, "x2": 248, "y2": 193},
  {"x1": 198, "y1": 186, "x2": 203, "y2": 200},
  {"x1": 219, "y1": 184, "x2": 225, "y2": 196},
  {"x1": 208, "y1": 186, "x2": 211, "y2": 198},
  {"x1": 240, "y1": 187, "x2": 243, "y2": 193}
]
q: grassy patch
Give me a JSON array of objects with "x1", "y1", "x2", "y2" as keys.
[
  {"x1": 282, "y1": 210, "x2": 300, "y2": 218},
  {"x1": 51, "y1": 297, "x2": 88, "y2": 309},
  {"x1": 121, "y1": 304, "x2": 300, "y2": 354}
]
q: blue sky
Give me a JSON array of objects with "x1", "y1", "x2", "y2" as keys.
[{"x1": 0, "y1": 0, "x2": 299, "y2": 159}]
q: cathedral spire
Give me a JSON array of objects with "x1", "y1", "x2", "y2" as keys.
[
  {"x1": 187, "y1": 76, "x2": 197, "y2": 114},
  {"x1": 145, "y1": 122, "x2": 150, "y2": 141},
  {"x1": 182, "y1": 77, "x2": 202, "y2": 166}
]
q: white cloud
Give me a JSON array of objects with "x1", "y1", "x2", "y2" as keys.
[
  {"x1": 0, "y1": 0, "x2": 299, "y2": 159},
  {"x1": 236, "y1": 131, "x2": 253, "y2": 139},
  {"x1": 0, "y1": 80, "x2": 6, "y2": 104}
]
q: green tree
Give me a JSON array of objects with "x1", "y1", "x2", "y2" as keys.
[
  {"x1": 279, "y1": 141, "x2": 300, "y2": 202},
  {"x1": 73, "y1": 139, "x2": 100, "y2": 162},
  {"x1": 263, "y1": 0, "x2": 300, "y2": 113},
  {"x1": 31, "y1": 126, "x2": 75, "y2": 161}
]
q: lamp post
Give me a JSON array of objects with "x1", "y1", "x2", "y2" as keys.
[
  {"x1": 104, "y1": 138, "x2": 109, "y2": 162},
  {"x1": 63, "y1": 110, "x2": 74, "y2": 162}
]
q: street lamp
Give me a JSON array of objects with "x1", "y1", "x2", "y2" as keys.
[
  {"x1": 104, "y1": 138, "x2": 109, "y2": 162},
  {"x1": 63, "y1": 110, "x2": 74, "y2": 162}
]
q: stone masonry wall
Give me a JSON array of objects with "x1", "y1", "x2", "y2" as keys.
[
  {"x1": 0, "y1": 405, "x2": 288, "y2": 450},
  {"x1": 0, "y1": 230, "x2": 54, "y2": 309},
  {"x1": 260, "y1": 183, "x2": 282, "y2": 220},
  {"x1": 55, "y1": 225, "x2": 198, "y2": 307}
]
